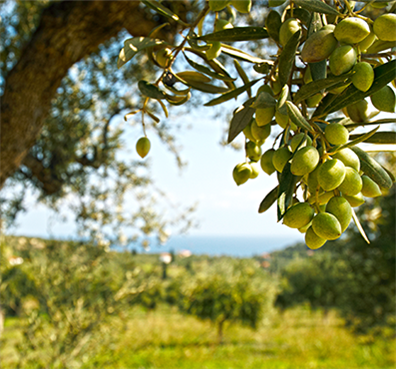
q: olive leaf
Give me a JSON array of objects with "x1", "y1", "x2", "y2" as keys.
[
  {"x1": 251, "y1": 91, "x2": 277, "y2": 109},
  {"x1": 277, "y1": 162, "x2": 300, "y2": 221},
  {"x1": 366, "y1": 40, "x2": 396, "y2": 54},
  {"x1": 142, "y1": 0, "x2": 190, "y2": 27},
  {"x1": 227, "y1": 98, "x2": 255, "y2": 144},
  {"x1": 349, "y1": 132, "x2": 396, "y2": 144},
  {"x1": 265, "y1": 10, "x2": 282, "y2": 44},
  {"x1": 278, "y1": 30, "x2": 301, "y2": 87},
  {"x1": 221, "y1": 44, "x2": 274, "y2": 64},
  {"x1": 309, "y1": 60, "x2": 327, "y2": 81},
  {"x1": 205, "y1": 79, "x2": 261, "y2": 106},
  {"x1": 352, "y1": 208, "x2": 370, "y2": 244},
  {"x1": 258, "y1": 186, "x2": 279, "y2": 214},
  {"x1": 351, "y1": 146, "x2": 393, "y2": 189},
  {"x1": 294, "y1": 0, "x2": 341, "y2": 16},
  {"x1": 118, "y1": 37, "x2": 165, "y2": 69},
  {"x1": 285, "y1": 8, "x2": 311, "y2": 27},
  {"x1": 234, "y1": 60, "x2": 251, "y2": 98},
  {"x1": 138, "y1": 81, "x2": 166, "y2": 100},
  {"x1": 195, "y1": 27, "x2": 269, "y2": 42},
  {"x1": 285, "y1": 101, "x2": 314, "y2": 133}
]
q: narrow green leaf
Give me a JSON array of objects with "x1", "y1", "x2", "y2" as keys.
[
  {"x1": 277, "y1": 84, "x2": 289, "y2": 114},
  {"x1": 204, "y1": 79, "x2": 261, "y2": 106},
  {"x1": 227, "y1": 98, "x2": 255, "y2": 143},
  {"x1": 165, "y1": 92, "x2": 191, "y2": 106},
  {"x1": 177, "y1": 71, "x2": 212, "y2": 84},
  {"x1": 366, "y1": 40, "x2": 396, "y2": 54},
  {"x1": 221, "y1": 44, "x2": 274, "y2": 64},
  {"x1": 352, "y1": 208, "x2": 370, "y2": 244},
  {"x1": 157, "y1": 100, "x2": 169, "y2": 118},
  {"x1": 349, "y1": 132, "x2": 396, "y2": 144},
  {"x1": 258, "y1": 186, "x2": 279, "y2": 214},
  {"x1": 196, "y1": 27, "x2": 269, "y2": 42},
  {"x1": 142, "y1": 0, "x2": 190, "y2": 27},
  {"x1": 234, "y1": 60, "x2": 251, "y2": 98},
  {"x1": 118, "y1": 37, "x2": 165, "y2": 68},
  {"x1": 331, "y1": 126, "x2": 380, "y2": 152},
  {"x1": 309, "y1": 60, "x2": 327, "y2": 81},
  {"x1": 294, "y1": 0, "x2": 341, "y2": 15},
  {"x1": 344, "y1": 118, "x2": 396, "y2": 129},
  {"x1": 285, "y1": 8, "x2": 311, "y2": 27},
  {"x1": 251, "y1": 91, "x2": 277, "y2": 109},
  {"x1": 183, "y1": 52, "x2": 236, "y2": 82},
  {"x1": 285, "y1": 101, "x2": 314, "y2": 133},
  {"x1": 293, "y1": 72, "x2": 353, "y2": 104},
  {"x1": 163, "y1": 83, "x2": 190, "y2": 96},
  {"x1": 277, "y1": 162, "x2": 300, "y2": 221},
  {"x1": 320, "y1": 60, "x2": 396, "y2": 116},
  {"x1": 307, "y1": 12, "x2": 323, "y2": 37},
  {"x1": 351, "y1": 146, "x2": 393, "y2": 189},
  {"x1": 278, "y1": 30, "x2": 301, "y2": 87},
  {"x1": 265, "y1": 10, "x2": 282, "y2": 44},
  {"x1": 181, "y1": 80, "x2": 230, "y2": 94},
  {"x1": 138, "y1": 81, "x2": 166, "y2": 100}
]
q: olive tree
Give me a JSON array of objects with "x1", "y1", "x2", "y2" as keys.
[{"x1": 115, "y1": 0, "x2": 396, "y2": 250}]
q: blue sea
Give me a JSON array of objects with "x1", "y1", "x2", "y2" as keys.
[{"x1": 128, "y1": 234, "x2": 304, "y2": 257}]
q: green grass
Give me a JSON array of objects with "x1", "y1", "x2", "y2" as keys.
[
  {"x1": 84, "y1": 307, "x2": 395, "y2": 369},
  {"x1": 2, "y1": 307, "x2": 394, "y2": 369}
]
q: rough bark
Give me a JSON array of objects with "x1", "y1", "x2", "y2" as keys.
[{"x1": 0, "y1": 0, "x2": 162, "y2": 189}]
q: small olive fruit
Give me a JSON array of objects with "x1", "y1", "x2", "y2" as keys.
[
  {"x1": 373, "y1": 13, "x2": 396, "y2": 42},
  {"x1": 290, "y1": 133, "x2": 313, "y2": 153},
  {"x1": 361, "y1": 175, "x2": 382, "y2": 197},
  {"x1": 351, "y1": 62, "x2": 374, "y2": 92},
  {"x1": 156, "y1": 48, "x2": 172, "y2": 68},
  {"x1": 243, "y1": 121, "x2": 255, "y2": 141},
  {"x1": 251, "y1": 119, "x2": 271, "y2": 142},
  {"x1": 305, "y1": 227, "x2": 327, "y2": 249},
  {"x1": 209, "y1": 0, "x2": 231, "y2": 12},
  {"x1": 344, "y1": 192, "x2": 365, "y2": 207},
  {"x1": 233, "y1": 163, "x2": 252, "y2": 186},
  {"x1": 283, "y1": 202, "x2": 314, "y2": 229},
  {"x1": 249, "y1": 162, "x2": 260, "y2": 179},
  {"x1": 370, "y1": 85, "x2": 396, "y2": 113},
  {"x1": 346, "y1": 99, "x2": 371, "y2": 123},
  {"x1": 301, "y1": 26, "x2": 337, "y2": 63},
  {"x1": 326, "y1": 196, "x2": 352, "y2": 232},
  {"x1": 337, "y1": 167, "x2": 363, "y2": 196},
  {"x1": 332, "y1": 148, "x2": 360, "y2": 172},
  {"x1": 306, "y1": 93, "x2": 323, "y2": 108},
  {"x1": 325, "y1": 123, "x2": 349, "y2": 145},
  {"x1": 206, "y1": 42, "x2": 222, "y2": 60},
  {"x1": 245, "y1": 141, "x2": 262, "y2": 162},
  {"x1": 215, "y1": 19, "x2": 234, "y2": 32},
  {"x1": 358, "y1": 31, "x2": 377, "y2": 52},
  {"x1": 308, "y1": 191, "x2": 334, "y2": 205},
  {"x1": 256, "y1": 106, "x2": 275, "y2": 126},
  {"x1": 334, "y1": 17, "x2": 370, "y2": 45},
  {"x1": 312, "y1": 212, "x2": 342, "y2": 240},
  {"x1": 136, "y1": 137, "x2": 151, "y2": 158},
  {"x1": 329, "y1": 45, "x2": 357, "y2": 76},
  {"x1": 231, "y1": 0, "x2": 251, "y2": 13},
  {"x1": 260, "y1": 149, "x2": 276, "y2": 175},
  {"x1": 318, "y1": 159, "x2": 346, "y2": 191},
  {"x1": 272, "y1": 146, "x2": 292, "y2": 173},
  {"x1": 291, "y1": 146, "x2": 320, "y2": 176},
  {"x1": 279, "y1": 18, "x2": 301, "y2": 47}
]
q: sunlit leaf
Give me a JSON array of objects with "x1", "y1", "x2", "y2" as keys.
[
  {"x1": 349, "y1": 132, "x2": 396, "y2": 144},
  {"x1": 352, "y1": 208, "x2": 370, "y2": 244},
  {"x1": 196, "y1": 27, "x2": 269, "y2": 42},
  {"x1": 183, "y1": 52, "x2": 236, "y2": 82},
  {"x1": 205, "y1": 79, "x2": 261, "y2": 106},
  {"x1": 285, "y1": 101, "x2": 314, "y2": 132},
  {"x1": 366, "y1": 40, "x2": 396, "y2": 54},
  {"x1": 351, "y1": 146, "x2": 393, "y2": 189},
  {"x1": 177, "y1": 71, "x2": 212, "y2": 83},
  {"x1": 142, "y1": 0, "x2": 190, "y2": 27},
  {"x1": 118, "y1": 37, "x2": 165, "y2": 68},
  {"x1": 221, "y1": 44, "x2": 274, "y2": 64}
]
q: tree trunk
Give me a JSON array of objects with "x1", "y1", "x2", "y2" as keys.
[{"x1": 0, "y1": 1, "x2": 162, "y2": 188}]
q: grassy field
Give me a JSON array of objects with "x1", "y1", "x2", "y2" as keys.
[
  {"x1": 2, "y1": 306, "x2": 395, "y2": 368},
  {"x1": 87, "y1": 307, "x2": 395, "y2": 369}
]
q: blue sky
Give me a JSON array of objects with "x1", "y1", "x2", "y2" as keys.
[{"x1": 13, "y1": 106, "x2": 304, "y2": 244}]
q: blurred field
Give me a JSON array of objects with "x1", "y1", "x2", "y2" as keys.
[{"x1": 3, "y1": 306, "x2": 394, "y2": 369}]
